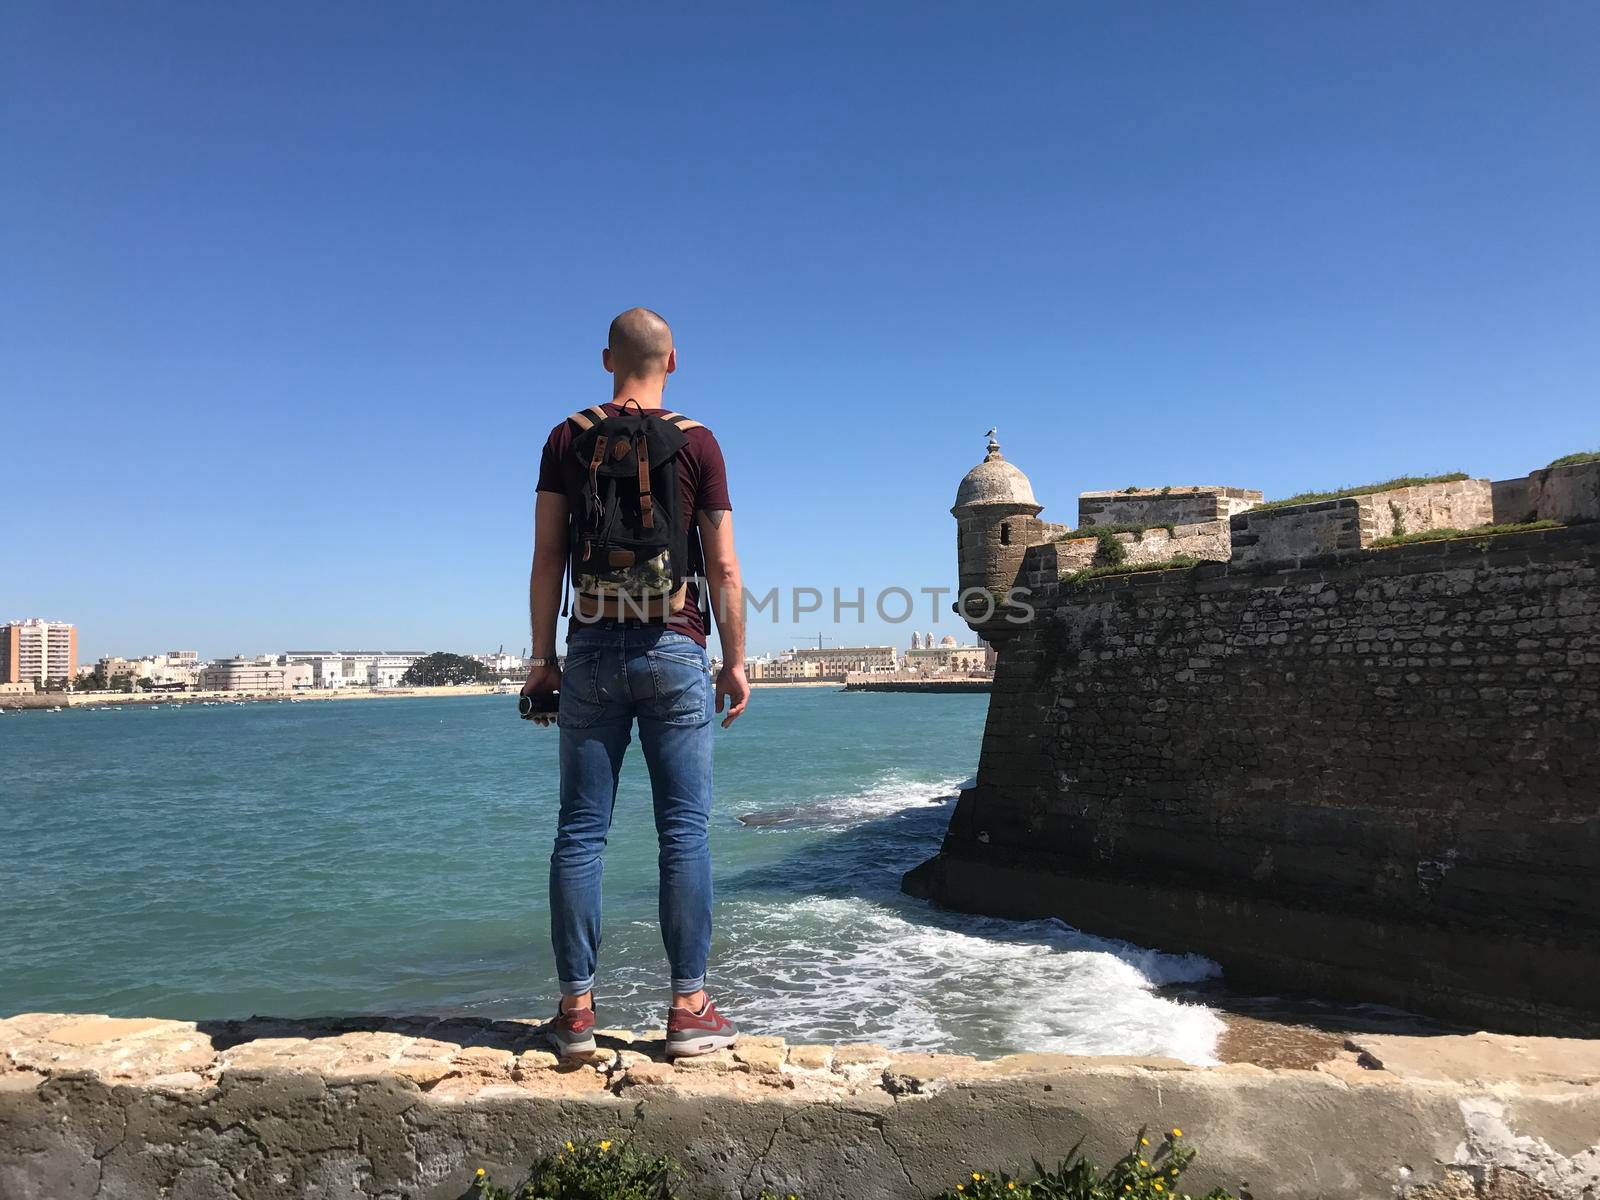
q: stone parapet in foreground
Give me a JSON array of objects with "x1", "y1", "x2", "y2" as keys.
[{"x1": 3, "y1": 1012, "x2": 1598, "y2": 1199}]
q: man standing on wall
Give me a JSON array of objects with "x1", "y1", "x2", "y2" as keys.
[{"x1": 521, "y1": 307, "x2": 749, "y2": 1058}]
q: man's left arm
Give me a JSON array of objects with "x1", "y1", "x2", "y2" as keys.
[{"x1": 699, "y1": 509, "x2": 748, "y2": 728}]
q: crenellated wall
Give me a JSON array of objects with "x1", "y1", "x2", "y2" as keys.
[{"x1": 1076, "y1": 486, "x2": 1261, "y2": 530}]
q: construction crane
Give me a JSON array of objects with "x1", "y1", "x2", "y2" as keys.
[{"x1": 800, "y1": 633, "x2": 834, "y2": 651}]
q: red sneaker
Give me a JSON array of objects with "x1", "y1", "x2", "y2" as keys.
[
  {"x1": 546, "y1": 1003, "x2": 597, "y2": 1057},
  {"x1": 665, "y1": 998, "x2": 739, "y2": 1058}
]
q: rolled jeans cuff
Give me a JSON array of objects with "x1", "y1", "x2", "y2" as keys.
[
  {"x1": 559, "y1": 976, "x2": 595, "y2": 998},
  {"x1": 672, "y1": 974, "x2": 705, "y2": 996}
]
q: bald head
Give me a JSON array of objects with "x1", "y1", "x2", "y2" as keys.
[{"x1": 606, "y1": 307, "x2": 674, "y2": 380}]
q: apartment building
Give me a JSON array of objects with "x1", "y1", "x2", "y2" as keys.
[{"x1": 1, "y1": 619, "x2": 77, "y2": 685}]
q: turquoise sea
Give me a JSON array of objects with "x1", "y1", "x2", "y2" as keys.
[{"x1": 0, "y1": 689, "x2": 1223, "y2": 1060}]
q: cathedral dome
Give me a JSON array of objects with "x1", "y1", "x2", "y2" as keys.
[{"x1": 953, "y1": 436, "x2": 1040, "y2": 512}]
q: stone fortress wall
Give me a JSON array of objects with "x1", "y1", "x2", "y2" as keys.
[{"x1": 917, "y1": 448, "x2": 1600, "y2": 1036}]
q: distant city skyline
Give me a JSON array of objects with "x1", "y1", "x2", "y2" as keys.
[{"x1": 7, "y1": 3, "x2": 1597, "y2": 662}]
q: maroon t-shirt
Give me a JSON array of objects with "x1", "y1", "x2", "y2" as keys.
[{"x1": 536, "y1": 402, "x2": 732, "y2": 647}]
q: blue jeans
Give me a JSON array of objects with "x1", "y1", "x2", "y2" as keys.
[{"x1": 551, "y1": 625, "x2": 715, "y2": 997}]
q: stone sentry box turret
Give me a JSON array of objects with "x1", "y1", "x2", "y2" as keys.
[{"x1": 951, "y1": 433, "x2": 1067, "y2": 604}]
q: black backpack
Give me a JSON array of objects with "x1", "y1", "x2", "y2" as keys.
[{"x1": 564, "y1": 402, "x2": 704, "y2": 621}]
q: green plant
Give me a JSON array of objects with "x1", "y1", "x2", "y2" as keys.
[
  {"x1": 1058, "y1": 522, "x2": 1178, "y2": 542},
  {"x1": 1253, "y1": 473, "x2": 1468, "y2": 512},
  {"x1": 1065, "y1": 555, "x2": 1201, "y2": 584},
  {"x1": 472, "y1": 1127, "x2": 1237, "y2": 1200},
  {"x1": 1387, "y1": 499, "x2": 1407, "y2": 539},
  {"x1": 1548, "y1": 449, "x2": 1600, "y2": 469},
  {"x1": 471, "y1": 1139, "x2": 678, "y2": 1200},
  {"x1": 1056, "y1": 524, "x2": 1179, "y2": 570},
  {"x1": 1096, "y1": 530, "x2": 1129, "y2": 568},
  {"x1": 930, "y1": 1128, "x2": 1235, "y2": 1200},
  {"x1": 1370, "y1": 519, "x2": 1559, "y2": 548}
]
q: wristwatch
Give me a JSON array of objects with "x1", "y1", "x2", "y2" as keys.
[{"x1": 528, "y1": 657, "x2": 554, "y2": 668}]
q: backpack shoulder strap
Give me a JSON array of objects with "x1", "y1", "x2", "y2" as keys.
[
  {"x1": 655, "y1": 410, "x2": 705, "y2": 433},
  {"x1": 566, "y1": 404, "x2": 611, "y2": 432}
]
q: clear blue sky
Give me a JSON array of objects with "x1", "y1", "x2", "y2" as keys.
[{"x1": 5, "y1": 2, "x2": 1596, "y2": 661}]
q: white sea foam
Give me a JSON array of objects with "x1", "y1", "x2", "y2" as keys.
[
  {"x1": 713, "y1": 895, "x2": 1224, "y2": 1064},
  {"x1": 735, "y1": 771, "x2": 972, "y2": 830},
  {"x1": 713, "y1": 771, "x2": 1225, "y2": 1062}
]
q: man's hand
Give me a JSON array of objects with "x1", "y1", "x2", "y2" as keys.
[
  {"x1": 715, "y1": 663, "x2": 750, "y2": 728},
  {"x1": 520, "y1": 662, "x2": 562, "y2": 726}
]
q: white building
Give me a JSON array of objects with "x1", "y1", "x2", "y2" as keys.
[
  {"x1": 199, "y1": 656, "x2": 292, "y2": 693},
  {"x1": 95, "y1": 651, "x2": 204, "y2": 690},
  {"x1": 746, "y1": 655, "x2": 823, "y2": 681},
  {"x1": 904, "y1": 644, "x2": 990, "y2": 675},
  {"x1": 787, "y1": 645, "x2": 898, "y2": 676},
  {"x1": 366, "y1": 656, "x2": 414, "y2": 688},
  {"x1": 284, "y1": 650, "x2": 430, "y2": 689},
  {"x1": 476, "y1": 650, "x2": 525, "y2": 677}
]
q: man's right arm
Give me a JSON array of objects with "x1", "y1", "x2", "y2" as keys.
[{"x1": 522, "y1": 491, "x2": 569, "y2": 703}]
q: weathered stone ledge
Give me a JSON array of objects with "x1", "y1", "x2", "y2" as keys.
[{"x1": 4, "y1": 1012, "x2": 1599, "y2": 1198}]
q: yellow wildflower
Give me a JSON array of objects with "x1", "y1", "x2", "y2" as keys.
[
  {"x1": 1154, "y1": 1184, "x2": 1164, "y2": 1193},
  {"x1": 565, "y1": 1140, "x2": 574, "y2": 1152},
  {"x1": 475, "y1": 1168, "x2": 485, "y2": 1177},
  {"x1": 1139, "y1": 1160, "x2": 1148, "y2": 1168},
  {"x1": 1009, "y1": 1185, "x2": 1017, "y2": 1192},
  {"x1": 974, "y1": 1173, "x2": 985, "y2": 1181},
  {"x1": 598, "y1": 1140, "x2": 612, "y2": 1152},
  {"x1": 1140, "y1": 1137, "x2": 1149, "y2": 1146},
  {"x1": 1171, "y1": 1128, "x2": 1182, "y2": 1138}
]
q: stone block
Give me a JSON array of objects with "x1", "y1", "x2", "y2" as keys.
[
  {"x1": 450, "y1": 1046, "x2": 515, "y2": 1075},
  {"x1": 46, "y1": 1017, "x2": 179, "y2": 1046},
  {"x1": 512, "y1": 1049, "x2": 560, "y2": 1076},
  {"x1": 393, "y1": 1060, "x2": 454, "y2": 1087},
  {"x1": 1532, "y1": 459, "x2": 1600, "y2": 524},
  {"x1": 785, "y1": 1044, "x2": 833, "y2": 1072},
  {"x1": 621, "y1": 1061, "x2": 677, "y2": 1086},
  {"x1": 831, "y1": 1043, "x2": 891, "y2": 1069},
  {"x1": 733, "y1": 1043, "x2": 785, "y2": 1075},
  {"x1": 671, "y1": 1048, "x2": 741, "y2": 1072}
]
